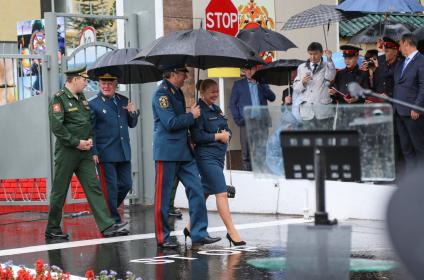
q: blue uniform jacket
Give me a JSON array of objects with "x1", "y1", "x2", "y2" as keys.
[
  {"x1": 89, "y1": 92, "x2": 139, "y2": 162},
  {"x1": 152, "y1": 79, "x2": 195, "y2": 161},
  {"x1": 192, "y1": 99, "x2": 231, "y2": 160},
  {"x1": 393, "y1": 53, "x2": 424, "y2": 116},
  {"x1": 229, "y1": 78, "x2": 276, "y2": 126}
]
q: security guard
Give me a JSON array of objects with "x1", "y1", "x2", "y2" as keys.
[
  {"x1": 152, "y1": 64, "x2": 221, "y2": 248},
  {"x1": 46, "y1": 65, "x2": 128, "y2": 240},
  {"x1": 89, "y1": 70, "x2": 139, "y2": 225},
  {"x1": 329, "y1": 45, "x2": 369, "y2": 103}
]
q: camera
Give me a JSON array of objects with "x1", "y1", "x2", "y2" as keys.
[{"x1": 366, "y1": 59, "x2": 375, "y2": 68}]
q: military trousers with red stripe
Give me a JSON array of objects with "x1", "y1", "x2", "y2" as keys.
[
  {"x1": 98, "y1": 161, "x2": 132, "y2": 223},
  {"x1": 155, "y1": 160, "x2": 209, "y2": 245}
]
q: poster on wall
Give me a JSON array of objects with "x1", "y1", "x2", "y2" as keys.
[
  {"x1": 233, "y1": 0, "x2": 276, "y2": 62},
  {"x1": 16, "y1": 18, "x2": 65, "y2": 100}
]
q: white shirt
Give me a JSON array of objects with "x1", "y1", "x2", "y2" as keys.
[
  {"x1": 293, "y1": 60, "x2": 336, "y2": 120},
  {"x1": 403, "y1": 50, "x2": 419, "y2": 71}
]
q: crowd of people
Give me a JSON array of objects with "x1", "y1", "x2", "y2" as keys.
[
  {"x1": 45, "y1": 33, "x2": 424, "y2": 248},
  {"x1": 231, "y1": 34, "x2": 423, "y2": 175}
]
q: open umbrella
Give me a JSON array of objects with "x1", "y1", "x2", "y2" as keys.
[
  {"x1": 87, "y1": 48, "x2": 162, "y2": 84},
  {"x1": 282, "y1": 5, "x2": 360, "y2": 49},
  {"x1": 236, "y1": 26, "x2": 297, "y2": 53},
  {"x1": 413, "y1": 27, "x2": 424, "y2": 53},
  {"x1": 252, "y1": 59, "x2": 304, "y2": 86},
  {"x1": 336, "y1": 0, "x2": 424, "y2": 13},
  {"x1": 133, "y1": 27, "x2": 264, "y2": 69},
  {"x1": 349, "y1": 21, "x2": 415, "y2": 44}
]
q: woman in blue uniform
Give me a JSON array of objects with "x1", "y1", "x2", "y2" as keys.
[{"x1": 190, "y1": 79, "x2": 245, "y2": 246}]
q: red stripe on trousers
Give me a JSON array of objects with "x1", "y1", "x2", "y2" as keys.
[
  {"x1": 99, "y1": 164, "x2": 112, "y2": 214},
  {"x1": 155, "y1": 161, "x2": 164, "y2": 244}
]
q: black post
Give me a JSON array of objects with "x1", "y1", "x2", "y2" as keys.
[{"x1": 314, "y1": 148, "x2": 337, "y2": 225}]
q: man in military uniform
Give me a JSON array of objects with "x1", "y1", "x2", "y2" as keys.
[
  {"x1": 46, "y1": 66, "x2": 128, "y2": 240},
  {"x1": 152, "y1": 64, "x2": 221, "y2": 248},
  {"x1": 365, "y1": 37, "x2": 401, "y2": 102},
  {"x1": 89, "y1": 70, "x2": 139, "y2": 226},
  {"x1": 329, "y1": 45, "x2": 369, "y2": 103}
]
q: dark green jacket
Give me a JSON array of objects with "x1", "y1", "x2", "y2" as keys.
[{"x1": 49, "y1": 87, "x2": 92, "y2": 148}]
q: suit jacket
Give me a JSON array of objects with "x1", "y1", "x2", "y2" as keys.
[
  {"x1": 229, "y1": 78, "x2": 276, "y2": 127},
  {"x1": 293, "y1": 59, "x2": 336, "y2": 120},
  {"x1": 393, "y1": 52, "x2": 424, "y2": 116},
  {"x1": 152, "y1": 79, "x2": 194, "y2": 161},
  {"x1": 89, "y1": 92, "x2": 139, "y2": 162}
]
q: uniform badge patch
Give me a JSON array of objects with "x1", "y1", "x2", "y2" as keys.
[
  {"x1": 52, "y1": 103, "x2": 61, "y2": 112},
  {"x1": 159, "y1": 96, "x2": 169, "y2": 108}
]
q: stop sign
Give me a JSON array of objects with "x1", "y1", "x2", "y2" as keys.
[{"x1": 205, "y1": 0, "x2": 239, "y2": 36}]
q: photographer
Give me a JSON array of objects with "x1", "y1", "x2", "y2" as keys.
[{"x1": 362, "y1": 37, "x2": 401, "y2": 103}]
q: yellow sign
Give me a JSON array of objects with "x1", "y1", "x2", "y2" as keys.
[{"x1": 208, "y1": 67, "x2": 240, "y2": 77}]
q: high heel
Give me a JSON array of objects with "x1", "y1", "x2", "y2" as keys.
[
  {"x1": 226, "y1": 233, "x2": 246, "y2": 247},
  {"x1": 183, "y1": 227, "x2": 190, "y2": 242}
]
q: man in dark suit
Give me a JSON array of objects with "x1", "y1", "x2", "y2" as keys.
[
  {"x1": 89, "y1": 70, "x2": 139, "y2": 227},
  {"x1": 229, "y1": 66, "x2": 276, "y2": 171},
  {"x1": 394, "y1": 33, "x2": 424, "y2": 170}
]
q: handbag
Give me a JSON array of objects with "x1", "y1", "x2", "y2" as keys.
[{"x1": 226, "y1": 140, "x2": 236, "y2": 198}]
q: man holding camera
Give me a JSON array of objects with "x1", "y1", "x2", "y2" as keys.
[{"x1": 363, "y1": 37, "x2": 401, "y2": 103}]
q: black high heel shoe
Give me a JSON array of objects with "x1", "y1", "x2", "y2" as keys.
[
  {"x1": 226, "y1": 233, "x2": 246, "y2": 247},
  {"x1": 183, "y1": 227, "x2": 190, "y2": 242}
]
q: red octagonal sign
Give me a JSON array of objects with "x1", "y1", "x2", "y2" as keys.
[{"x1": 205, "y1": 0, "x2": 239, "y2": 36}]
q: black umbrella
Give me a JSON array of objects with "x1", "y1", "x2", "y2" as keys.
[
  {"x1": 282, "y1": 5, "x2": 360, "y2": 49},
  {"x1": 133, "y1": 27, "x2": 265, "y2": 69},
  {"x1": 236, "y1": 26, "x2": 297, "y2": 53},
  {"x1": 349, "y1": 21, "x2": 415, "y2": 44},
  {"x1": 252, "y1": 59, "x2": 304, "y2": 86},
  {"x1": 413, "y1": 27, "x2": 424, "y2": 53},
  {"x1": 87, "y1": 48, "x2": 162, "y2": 84}
]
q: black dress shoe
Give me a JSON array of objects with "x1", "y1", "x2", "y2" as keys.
[
  {"x1": 158, "y1": 241, "x2": 179, "y2": 249},
  {"x1": 45, "y1": 232, "x2": 69, "y2": 240},
  {"x1": 192, "y1": 236, "x2": 221, "y2": 246},
  {"x1": 102, "y1": 223, "x2": 129, "y2": 237}
]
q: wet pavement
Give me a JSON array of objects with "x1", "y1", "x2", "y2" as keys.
[{"x1": 0, "y1": 205, "x2": 412, "y2": 279}]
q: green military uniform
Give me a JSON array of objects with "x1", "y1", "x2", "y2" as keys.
[{"x1": 46, "y1": 67, "x2": 115, "y2": 235}]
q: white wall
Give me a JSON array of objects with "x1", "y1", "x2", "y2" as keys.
[{"x1": 174, "y1": 171, "x2": 397, "y2": 221}]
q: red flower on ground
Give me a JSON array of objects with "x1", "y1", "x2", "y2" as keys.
[{"x1": 85, "y1": 269, "x2": 95, "y2": 280}]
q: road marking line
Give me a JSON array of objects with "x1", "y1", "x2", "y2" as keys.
[{"x1": 0, "y1": 218, "x2": 306, "y2": 257}]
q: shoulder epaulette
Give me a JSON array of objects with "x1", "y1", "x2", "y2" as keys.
[{"x1": 55, "y1": 90, "x2": 64, "y2": 97}]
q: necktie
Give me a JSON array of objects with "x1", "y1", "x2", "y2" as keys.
[
  {"x1": 401, "y1": 57, "x2": 410, "y2": 77},
  {"x1": 112, "y1": 96, "x2": 117, "y2": 106},
  {"x1": 312, "y1": 63, "x2": 318, "y2": 74}
]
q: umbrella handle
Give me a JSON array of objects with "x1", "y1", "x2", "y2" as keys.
[
  {"x1": 195, "y1": 67, "x2": 200, "y2": 100},
  {"x1": 322, "y1": 25, "x2": 328, "y2": 50}
]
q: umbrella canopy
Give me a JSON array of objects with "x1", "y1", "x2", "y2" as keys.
[
  {"x1": 414, "y1": 26, "x2": 424, "y2": 41},
  {"x1": 349, "y1": 21, "x2": 415, "y2": 44},
  {"x1": 133, "y1": 28, "x2": 265, "y2": 69},
  {"x1": 87, "y1": 48, "x2": 163, "y2": 84},
  {"x1": 252, "y1": 59, "x2": 304, "y2": 86},
  {"x1": 236, "y1": 26, "x2": 297, "y2": 53},
  {"x1": 282, "y1": 5, "x2": 358, "y2": 30},
  {"x1": 336, "y1": 0, "x2": 424, "y2": 13},
  {"x1": 413, "y1": 27, "x2": 424, "y2": 53}
]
